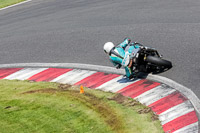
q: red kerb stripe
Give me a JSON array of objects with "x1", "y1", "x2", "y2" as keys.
[
  {"x1": 163, "y1": 111, "x2": 198, "y2": 133},
  {"x1": 117, "y1": 79, "x2": 160, "y2": 98},
  {"x1": 0, "y1": 68, "x2": 23, "y2": 79},
  {"x1": 148, "y1": 91, "x2": 188, "y2": 115},
  {"x1": 74, "y1": 72, "x2": 120, "y2": 88},
  {"x1": 28, "y1": 68, "x2": 72, "y2": 82}
]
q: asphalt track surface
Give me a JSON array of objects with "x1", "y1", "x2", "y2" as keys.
[{"x1": 0, "y1": 0, "x2": 200, "y2": 99}]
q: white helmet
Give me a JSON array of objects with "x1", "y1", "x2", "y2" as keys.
[{"x1": 103, "y1": 42, "x2": 115, "y2": 55}]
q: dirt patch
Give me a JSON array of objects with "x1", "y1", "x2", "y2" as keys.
[
  {"x1": 58, "y1": 84, "x2": 72, "y2": 90},
  {"x1": 108, "y1": 93, "x2": 127, "y2": 104},
  {"x1": 22, "y1": 84, "x2": 72, "y2": 94},
  {"x1": 23, "y1": 87, "x2": 159, "y2": 122},
  {"x1": 151, "y1": 113, "x2": 159, "y2": 121},
  {"x1": 137, "y1": 107, "x2": 159, "y2": 121},
  {"x1": 108, "y1": 93, "x2": 140, "y2": 107},
  {"x1": 138, "y1": 107, "x2": 151, "y2": 114},
  {"x1": 22, "y1": 85, "x2": 125, "y2": 133},
  {"x1": 22, "y1": 88, "x2": 58, "y2": 94},
  {"x1": 68, "y1": 90, "x2": 124, "y2": 132},
  {"x1": 108, "y1": 94, "x2": 158, "y2": 121},
  {"x1": 4, "y1": 106, "x2": 12, "y2": 109}
]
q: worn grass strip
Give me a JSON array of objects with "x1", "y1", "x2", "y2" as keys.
[
  {"x1": 0, "y1": 80, "x2": 163, "y2": 133},
  {"x1": 0, "y1": 0, "x2": 25, "y2": 9}
]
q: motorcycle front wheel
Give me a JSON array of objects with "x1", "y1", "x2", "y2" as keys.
[{"x1": 146, "y1": 56, "x2": 172, "y2": 68}]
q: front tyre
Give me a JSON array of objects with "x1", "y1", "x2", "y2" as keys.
[{"x1": 146, "y1": 56, "x2": 172, "y2": 68}]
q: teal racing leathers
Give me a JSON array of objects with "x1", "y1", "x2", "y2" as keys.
[{"x1": 109, "y1": 39, "x2": 140, "y2": 78}]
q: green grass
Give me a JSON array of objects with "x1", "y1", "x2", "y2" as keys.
[
  {"x1": 0, "y1": 0, "x2": 25, "y2": 9},
  {"x1": 0, "y1": 80, "x2": 163, "y2": 133}
]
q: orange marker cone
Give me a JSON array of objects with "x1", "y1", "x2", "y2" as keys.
[{"x1": 80, "y1": 85, "x2": 84, "y2": 94}]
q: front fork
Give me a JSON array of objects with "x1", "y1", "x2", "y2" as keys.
[{"x1": 155, "y1": 51, "x2": 163, "y2": 58}]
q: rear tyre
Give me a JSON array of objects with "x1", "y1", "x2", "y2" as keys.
[{"x1": 146, "y1": 56, "x2": 172, "y2": 68}]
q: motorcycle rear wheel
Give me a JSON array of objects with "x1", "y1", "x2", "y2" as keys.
[{"x1": 146, "y1": 56, "x2": 172, "y2": 68}]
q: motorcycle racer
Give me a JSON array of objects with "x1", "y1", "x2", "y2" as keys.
[{"x1": 103, "y1": 38, "x2": 141, "y2": 79}]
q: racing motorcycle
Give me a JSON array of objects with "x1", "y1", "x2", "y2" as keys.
[
  {"x1": 112, "y1": 42, "x2": 172, "y2": 74},
  {"x1": 131, "y1": 43, "x2": 172, "y2": 74}
]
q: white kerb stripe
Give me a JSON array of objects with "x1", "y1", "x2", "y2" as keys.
[
  {"x1": 134, "y1": 84, "x2": 176, "y2": 106},
  {"x1": 4, "y1": 68, "x2": 48, "y2": 80},
  {"x1": 96, "y1": 75, "x2": 140, "y2": 92},
  {"x1": 51, "y1": 69, "x2": 96, "y2": 85},
  {"x1": 173, "y1": 122, "x2": 199, "y2": 133},
  {"x1": 159, "y1": 100, "x2": 194, "y2": 125}
]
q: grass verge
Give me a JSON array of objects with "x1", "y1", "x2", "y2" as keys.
[
  {"x1": 0, "y1": 80, "x2": 163, "y2": 133},
  {"x1": 0, "y1": 0, "x2": 25, "y2": 9}
]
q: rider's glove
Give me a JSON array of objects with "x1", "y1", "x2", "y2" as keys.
[{"x1": 116, "y1": 64, "x2": 121, "y2": 69}]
